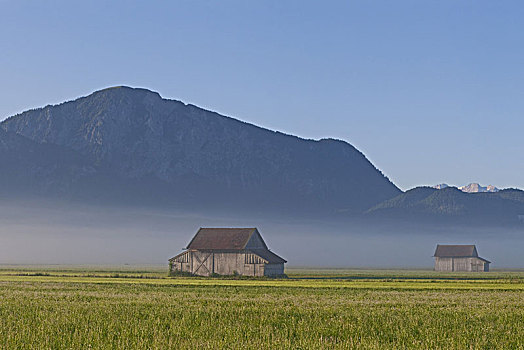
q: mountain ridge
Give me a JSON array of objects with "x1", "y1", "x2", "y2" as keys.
[
  {"x1": 3, "y1": 86, "x2": 522, "y2": 226},
  {"x1": 432, "y1": 183, "x2": 501, "y2": 193},
  {"x1": 1, "y1": 86, "x2": 400, "y2": 215},
  {"x1": 367, "y1": 186, "x2": 524, "y2": 226}
]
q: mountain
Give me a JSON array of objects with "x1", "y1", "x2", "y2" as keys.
[
  {"x1": 0, "y1": 128, "x2": 98, "y2": 196},
  {"x1": 366, "y1": 186, "x2": 524, "y2": 226},
  {"x1": 433, "y1": 183, "x2": 500, "y2": 193},
  {"x1": 458, "y1": 183, "x2": 499, "y2": 193},
  {"x1": 433, "y1": 183, "x2": 449, "y2": 190},
  {"x1": 0, "y1": 86, "x2": 400, "y2": 215}
]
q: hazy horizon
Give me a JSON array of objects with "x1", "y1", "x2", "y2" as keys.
[{"x1": 0, "y1": 199, "x2": 522, "y2": 268}]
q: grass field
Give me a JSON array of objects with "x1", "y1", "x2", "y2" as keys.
[{"x1": 0, "y1": 266, "x2": 523, "y2": 349}]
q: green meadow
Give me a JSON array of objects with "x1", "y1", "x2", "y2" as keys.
[{"x1": 0, "y1": 267, "x2": 522, "y2": 349}]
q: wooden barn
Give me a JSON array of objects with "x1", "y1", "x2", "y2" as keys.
[
  {"x1": 433, "y1": 245, "x2": 491, "y2": 272},
  {"x1": 169, "y1": 228, "x2": 286, "y2": 277}
]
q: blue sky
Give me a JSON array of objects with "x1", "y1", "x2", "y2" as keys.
[{"x1": 1, "y1": 1, "x2": 523, "y2": 190}]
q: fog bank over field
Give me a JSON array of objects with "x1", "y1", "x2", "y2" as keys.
[{"x1": 0, "y1": 200, "x2": 522, "y2": 268}]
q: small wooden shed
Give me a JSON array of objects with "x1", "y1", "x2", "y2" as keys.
[
  {"x1": 433, "y1": 245, "x2": 490, "y2": 272},
  {"x1": 169, "y1": 228, "x2": 286, "y2": 277}
]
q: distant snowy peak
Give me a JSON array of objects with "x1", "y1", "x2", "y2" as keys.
[
  {"x1": 485, "y1": 185, "x2": 500, "y2": 192},
  {"x1": 459, "y1": 183, "x2": 499, "y2": 193},
  {"x1": 433, "y1": 183, "x2": 500, "y2": 193},
  {"x1": 433, "y1": 184, "x2": 449, "y2": 190}
]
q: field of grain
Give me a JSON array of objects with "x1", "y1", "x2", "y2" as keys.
[{"x1": 0, "y1": 267, "x2": 522, "y2": 349}]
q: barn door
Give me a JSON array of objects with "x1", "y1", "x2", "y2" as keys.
[{"x1": 193, "y1": 252, "x2": 212, "y2": 276}]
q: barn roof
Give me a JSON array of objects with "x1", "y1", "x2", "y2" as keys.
[
  {"x1": 186, "y1": 228, "x2": 259, "y2": 250},
  {"x1": 249, "y1": 249, "x2": 287, "y2": 264},
  {"x1": 476, "y1": 256, "x2": 491, "y2": 263},
  {"x1": 434, "y1": 245, "x2": 478, "y2": 257}
]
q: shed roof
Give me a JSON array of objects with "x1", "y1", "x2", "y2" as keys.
[
  {"x1": 476, "y1": 256, "x2": 492, "y2": 264},
  {"x1": 186, "y1": 228, "x2": 258, "y2": 250},
  {"x1": 434, "y1": 245, "x2": 478, "y2": 257},
  {"x1": 249, "y1": 249, "x2": 287, "y2": 264}
]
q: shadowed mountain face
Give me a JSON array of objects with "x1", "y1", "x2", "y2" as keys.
[
  {"x1": 1, "y1": 86, "x2": 400, "y2": 215},
  {"x1": 0, "y1": 128, "x2": 98, "y2": 196}
]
